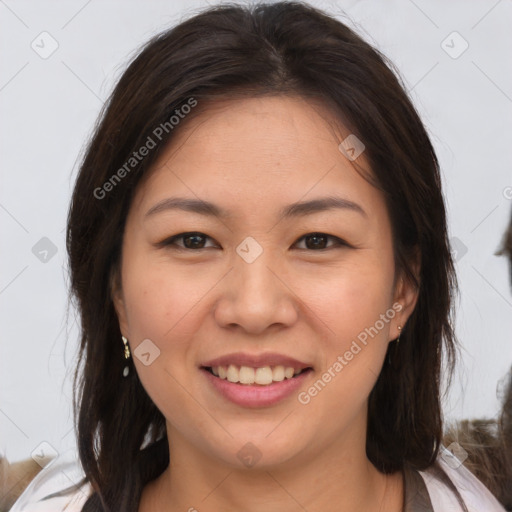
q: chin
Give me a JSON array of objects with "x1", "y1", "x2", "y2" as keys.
[{"x1": 205, "y1": 430, "x2": 310, "y2": 471}]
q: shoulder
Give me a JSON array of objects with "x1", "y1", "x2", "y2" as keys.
[
  {"x1": 418, "y1": 448, "x2": 507, "y2": 512},
  {"x1": 9, "y1": 453, "x2": 93, "y2": 512}
]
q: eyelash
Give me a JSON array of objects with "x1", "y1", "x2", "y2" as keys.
[{"x1": 158, "y1": 231, "x2": 350, "y2": 251}]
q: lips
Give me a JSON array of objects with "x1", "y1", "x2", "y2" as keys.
[
  {"x1": 201, "y1": 352, "x2": 312, "y2": 370},
  {"x1": 201, "y1": 359, "x2": 313, "y2": 407},
  {"x1": 200, "y1": 352, "x2": 313, "y2": 388}
]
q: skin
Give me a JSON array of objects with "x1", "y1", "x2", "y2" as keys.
[{"x1": 112, "y1": 95, "x2": 419, "y2": 512}]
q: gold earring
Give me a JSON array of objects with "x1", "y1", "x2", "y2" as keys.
[
  {"x1": 396, "y1": 325, "x2": 402, "y2": 344},
  {"x1": 122, "y1": 336, "x2": 131, "y2": 377}
]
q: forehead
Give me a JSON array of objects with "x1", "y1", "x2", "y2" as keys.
[
  {"x1": 131, "y1": 95, "x2": 384, "y2": 221},
  {"x1": 157, "y1": 95, "x2": 349, "y2": 168}
]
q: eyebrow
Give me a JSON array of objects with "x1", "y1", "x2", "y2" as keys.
[{"x1": 144, "y1": 195, "x2": 367, "y2": 220}]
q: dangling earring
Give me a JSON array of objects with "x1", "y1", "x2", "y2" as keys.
[
  {"x1": 122, "y1": 335, "x2": 131, "y2": 377},
  {"x1": 387, "y1": 325, "x2": 403, "y2": 366}
]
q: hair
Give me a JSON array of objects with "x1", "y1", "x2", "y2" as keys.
[
  {"x1": 497, "y1": 205, "x2": 512, "y2": 284},
  {"x1": 64, "y1": 2, "x2": 469, "y2": 510}
]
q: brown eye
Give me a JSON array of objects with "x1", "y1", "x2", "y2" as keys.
[
  {"x1": 159, "y1": 232, "x2": 217, "y2": 250},
  {"x1": 158, "y1": 231, "x2": 348, "y2": 251},
  {"x1": 295, "y1": 233, "x2": 347, "y2": 250}
]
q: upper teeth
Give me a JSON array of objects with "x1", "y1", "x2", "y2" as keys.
[{"x1": 211, "y1": 365, "x2": 304, "y2": 385}]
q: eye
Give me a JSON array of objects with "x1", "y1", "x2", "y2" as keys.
[
  {"x1": 159, "y1": 232, "x2": 217, "y2": 250},
  {"x1": 158, "y1": 231, "x2": 348, "y2": 251},
  {"x1": 294, "y1": 232, "x2": 348, "y2": 250}
]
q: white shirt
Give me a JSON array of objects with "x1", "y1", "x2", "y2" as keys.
[{"x1": 10, "y1": 448, "x2": 507, "y2": 511}]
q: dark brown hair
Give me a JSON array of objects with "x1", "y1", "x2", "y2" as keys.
[{"x1": 65, "y1": 2, "x2": 468, "y2": 510}]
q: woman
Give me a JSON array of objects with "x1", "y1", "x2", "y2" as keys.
[{"x1": 9, "y1": 1, "x2": 507, "y2": 511}]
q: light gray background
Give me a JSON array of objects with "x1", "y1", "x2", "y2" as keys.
[{"x1": 1, "y1": 0, "x2": 511, "y2": 463}]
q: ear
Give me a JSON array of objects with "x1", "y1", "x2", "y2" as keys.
[
  {"x1": 390, "y1": 247, "x2": 421, "y2": 340},
  {"x1": 110, "y1": 265, "x2": 130, "y2": 337}
]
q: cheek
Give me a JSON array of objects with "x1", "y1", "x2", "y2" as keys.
[
  {"x1": 120, "y1": 256, "x2": 208, "y2": 422},
  {"x1": 122, "y1": 250, "x2": 208, "y2": 342},
  {"x1": 296, "y1": 262, "x2": 395, "y2": 435},
  {"x1": 119, "y1": 252, "x2": 226, "y2": 396},
  {"x1": 305, "y1": 256, "x2": 395, "y2": 403},
  {"x1": 306, "y1": 257, "x2": 395, "y2": 343}
]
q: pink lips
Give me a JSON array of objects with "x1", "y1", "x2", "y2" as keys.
[
  {"x1": 200, "y1": 351, "x2": 314, "y2": 408},
  {"x1": 201, "y1": 367, "x2": 312, "y2": 408},
  {"x1": 201, "y1": 351, "x2": 312, "y2": 370}
]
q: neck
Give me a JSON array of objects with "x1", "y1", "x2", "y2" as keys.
[{"x1": 139, "y1": 419, "x2": 403, "y2": 512}]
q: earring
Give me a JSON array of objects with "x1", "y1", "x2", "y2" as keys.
[
  {"x1": 396, "y1": 325, "x2": 402, "y2": 344},
  {"x1": 122, "y1": 335, "x2": 131, "y2": 377}
]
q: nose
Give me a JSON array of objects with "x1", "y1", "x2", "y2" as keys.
[{"x1": 213, "y1": 244, "x2": 299, "y2": 335}]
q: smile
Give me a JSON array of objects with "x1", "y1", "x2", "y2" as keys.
[
  {"x1": 201, "y1": 366, "x2": 313, "y2": 408},
  {"x1": 204, "y1": 364, "x2": 311, "y2": 386}
]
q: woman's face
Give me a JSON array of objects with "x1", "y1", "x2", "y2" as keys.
[{"x1": 113, "y1": 95, "x2": 418, "y2": 469}]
